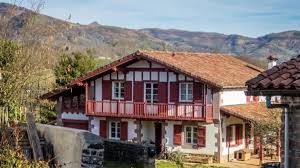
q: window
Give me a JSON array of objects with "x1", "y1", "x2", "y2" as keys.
[
  {"x1": 112, "y1": 81, "x2": 124, "y2": 99},
  {"x1": 109, "y1": 121, "x2": 120, "y2": 140},
  {"x1": 145, "y1": 83, "x2": 158, "y2": 103},
  {"x1": 185, "y1": 126, "x2": 198, "y2": 144},
  {"x1": 180, "y1": 83, "x2": 193, "y2": 102},
  {"x1": 229, "y1": 126, "x2": 236, "y2": 145}
]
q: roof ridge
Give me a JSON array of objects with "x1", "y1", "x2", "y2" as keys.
[{"x1": 141, "y1": 50, "x2": 236, "y2": 56}]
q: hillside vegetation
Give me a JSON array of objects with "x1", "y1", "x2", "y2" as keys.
[{"x1": 1, "y1": 2, "x2": 300, "y2": 66}]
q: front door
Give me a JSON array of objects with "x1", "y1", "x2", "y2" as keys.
[{"x1": 155, "y1": 122, "x2": 162, "y2": 155}]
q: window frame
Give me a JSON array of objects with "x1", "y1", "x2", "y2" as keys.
[
  {"x1": 112, "y1": 81, "x2": 125, "y2": 100},
  {"x1": 109, "y1": 121, "x2": 121, "y2": 140},
  {"x1": 144, "y1": 82, "x2": 158, "y2": 103},
  {"x1": 179, "y1": 83, "x2": 193, "y2": 102},
  {"x1": 184, "y1": 125, "x2": 198, "y2": 145}
]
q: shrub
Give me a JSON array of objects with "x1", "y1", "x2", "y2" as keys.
[{"x1": 167, "y1": 151, "x2": 185, "y2": 168}]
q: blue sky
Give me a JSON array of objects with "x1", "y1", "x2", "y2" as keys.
[{"x1": 2, "y1": 0, "x2": 300, "y2": 37}]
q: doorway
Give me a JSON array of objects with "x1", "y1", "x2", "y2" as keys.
[{"x1": 154, "y1": 122, "x2": 162, "y2": 155}]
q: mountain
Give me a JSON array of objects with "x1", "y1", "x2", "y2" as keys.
[{"x1": 1, "y1": 2, "x2": 300, "y2": 63}]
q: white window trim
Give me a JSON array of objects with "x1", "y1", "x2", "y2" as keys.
[
  {"x1": 109, "y1": 121, "x2": 120, "y2": 140},
  {"x1": 112, "y1": 81, "x2": 124, "y2": 100},
  {"x1": 179, "y1": 83, "x2": 193, "y2": 102},
  {"x1": 144, "y1": 82, "x2": 158, "y2": 103},
  {"x1": 184, "y1": 125, "x2": 198, "y2": 145}
]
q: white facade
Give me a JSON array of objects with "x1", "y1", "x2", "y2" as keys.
[
  {"x1": 164, "y1": 121, "x2": 217, "y2": 155},
  {"x1": 220, "y1": 89, "x2": 247, "y2": 106},
  {"x1": 60, "y1": 59, "x2": 258, "y2": 163},
  {"x1": 61, "y1": 112, "x2": 89, "y2": 120}
]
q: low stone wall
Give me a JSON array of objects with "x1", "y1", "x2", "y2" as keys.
[
  {"x1": 36, "y1": 124, "x2": 104, "y2": 168},
  {"x1": 104, "y1": 140, "x2": 156, "y2": 168}
]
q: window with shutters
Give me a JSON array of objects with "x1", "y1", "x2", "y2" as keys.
[
  {"x1": 109, "y1": 121, "x2": 120, "y2": 140},
  {"x1": 144, "y1": 83, "x2": 158, "y2": 103},
  {"x1": 179, "y1": 83, "x2": 193, "y2": 102},
  {"x1": 112, "y1": 81, "x2": 124, "y2": 100},
  {"x1": 227, "y1": 124, "x2": 243, "y2": 146},
  {"x1": 185, "y1": 126, "x2": 198, "y2": 144}
]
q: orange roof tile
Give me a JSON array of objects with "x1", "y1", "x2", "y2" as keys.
[
  {"x1": 246, "y1": 55, "x2": 300, "y2": 91},
  {"x1": 140, "y1": 51, "x2": 263, "y2": 88},
  {"x1": 221, "y1": 103, "x2": 281, "y2": 122},
  {"x1": 75, "y1": 50, "x2": 263, "y2": 88}
]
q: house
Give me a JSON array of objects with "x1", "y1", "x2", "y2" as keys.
[
  {"x1": 42, "y1": 50, "x2": 271, "y2": 162},
  {"x1": 246, "y1": 55, "x2": 300, "y2": 167}
]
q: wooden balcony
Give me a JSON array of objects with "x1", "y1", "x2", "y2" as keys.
[{"x1": 86, "y1": 100, "x2": 213, "y2": 122}]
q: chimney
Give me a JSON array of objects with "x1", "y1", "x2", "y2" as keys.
[{"x1": 267, "y1": 55, "x2": 278, "y2": 69}]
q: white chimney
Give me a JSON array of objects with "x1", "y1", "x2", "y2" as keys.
[{"x1": 267, "y1": 55, "x2": 278, "y2": 69}]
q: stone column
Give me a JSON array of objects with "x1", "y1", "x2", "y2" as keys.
[{"x1": 134, "y1": 119, "x2": 142, "y2": 143}]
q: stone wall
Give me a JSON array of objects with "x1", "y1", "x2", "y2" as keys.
[
  {"x1": 104, "y1": 140, "x2": 156, "y2": 168},
  {"x1": 281, "y1": 97, "x2": 300, "y2": 168},
  {"x1": 36, "y1": 124, "x2": 104, "y2": 168}
]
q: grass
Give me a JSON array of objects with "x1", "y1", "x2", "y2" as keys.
[
  {"x1": 156, "y1": 160, "x2": 229, "y2": 168},
  {"x1": 104, "y1": 160, "x2": 229, "y2": 168}
]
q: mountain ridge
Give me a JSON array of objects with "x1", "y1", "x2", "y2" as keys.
[{"x1": 0, "y1": 2, "x2": 300, "y2": 62}]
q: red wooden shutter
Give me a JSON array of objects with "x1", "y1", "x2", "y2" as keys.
[
  {"x1": 236, "y1": 124, "x2": 243, "y2": 145},
  {"x1": 124, "y1": 81, "x2": 132, "y2": 101},
  {"x1": 102, "y1": 80, "x2": 112, "y2": 100},
  {"x1": 120, "y1": 122, "x2": 128, "y2": 141},
  {"x1": 170, "y1": 82, "x2": 178, "y2": 102},
  {"x1": 158, "y1": 82, "x2": 168, "y2": 116},
  {"x1": 197, "y1": 126, "x2": 206, "y2": 147},
  {"x1": 100, "y1": 120, "x2": 107, "y2": 138},
  {"x1": 193, "y1": 82, "x2": 203, "y2": 103},
  {"x1": 158, "y1": 82, "x2": 168, "y2": 103},
  {"x1": 173, "y1": 125, "x2": 182, "y2": 145},
  {"x1": 133, "y1": 81, "x2": 144, "y2": 102},
  {"x1": 226, "y1": 126, "x2": 231, "y2": 147}
]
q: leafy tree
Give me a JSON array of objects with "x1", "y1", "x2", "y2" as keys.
[{"x1": 54, "y1": 50, "x2": 102, "y2": 86}]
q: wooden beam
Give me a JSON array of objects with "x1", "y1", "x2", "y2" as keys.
[{"x1": 26, "y1": 112, "x2": 44, "y2": 161}]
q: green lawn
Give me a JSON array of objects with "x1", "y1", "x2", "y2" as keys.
[
  {"x1": 104, "y1": 160, "x2": 229, "y2": 168},
  {"x1": 156, "y1": 160, "x2": 229, "y2": 168}
]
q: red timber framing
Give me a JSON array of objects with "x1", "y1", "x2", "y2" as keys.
[
  {"x1": 86, "y1": 71, "x2": 213, "y2": 122},
  {"x1": 69, "y1": 57, "x2": 214, "y2": 122}
]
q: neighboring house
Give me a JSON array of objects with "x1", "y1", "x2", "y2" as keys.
[
  {"x1": 246, "y1": 55, "x2": 300, "y2": 167},
  {"x1": 42, "y1": 50, "x2": 270, "y2": 162}
]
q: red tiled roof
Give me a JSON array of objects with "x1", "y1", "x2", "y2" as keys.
[
  {"x1": 221, "y1": 103, "x2": 281, "y2": 122},
  {"x1": 42, "y1": 50, "x2": 263, "y2": 99},
  {"x1": 75, "y1": 50, "x2": 263, "y2": 88},
  {"x1": 246, "y1": 55, "x2": 300, "y2": 90}
]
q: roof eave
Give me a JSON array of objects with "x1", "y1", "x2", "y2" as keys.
[{"x1": 246, "y1": 89, "x2": 300, "y2": 96}]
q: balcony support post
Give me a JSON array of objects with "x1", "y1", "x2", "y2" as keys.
[
  {"x1": 134, "y1": 119, "x2": 142, "y2": 143},
  {"x1": 84, "y1": 82, "x2": 88, "y2": 114}
]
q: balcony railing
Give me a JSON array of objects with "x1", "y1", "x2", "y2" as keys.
[{"x1": 86, "y1": 100, "x2": 213, "y2": 121}]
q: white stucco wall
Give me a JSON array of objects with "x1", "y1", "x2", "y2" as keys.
[
  {"x1": 61, "y1": 112, "x2": 89, "y2": 120},
  {"x1": 220, "y1": 89, "x2": 247, "y2": 106},
  {"x1": 164, "y1": 121, "x2": 216, "y2": 155},
  {"x1": 141, "y1": 121, "x2": 155, "y2": 142},
  {"x1": 221, "y1": 116, "x2": 247, "y2": 156},
  {"x1": 90, "y1": 117, "x2": 106, "y2": 136}
]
